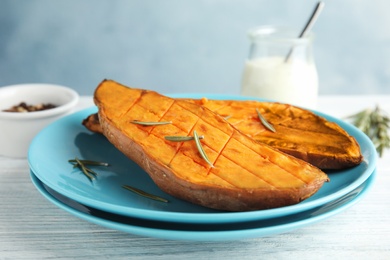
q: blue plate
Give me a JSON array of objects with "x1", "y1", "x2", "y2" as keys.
[
  {"x1": 30, "y1": 169, "x2": 376, "y2": 241},
  {"x1": 28, "y1": 94, "x2": 377, "y2": 224}
]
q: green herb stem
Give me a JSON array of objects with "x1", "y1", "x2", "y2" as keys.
[
  {"x1": 74, "y1": 157, "x2": 96, "y2": 181},
  {"x1": 122, "y1": 185, "x2": 169, "y2": 203},
  {"x1": 131, "y1": 120, "x2": 172, "y2": 126},
  {"x1": 68, "y1": 159, "x2": 109, "y2": 167},
  {"x1": 193, "y1": 130, "x2": 214, "y2": 168},
  {"x1": 256, "y1": 108, "x2": 276, "y2": 133},
  {"x1": 164, "y1": 135, "x2": 204, "y2": 142}
]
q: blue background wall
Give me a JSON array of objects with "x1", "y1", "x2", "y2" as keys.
[{"x1": 0, "y1": 0, "x2": 388, "y2": 96}]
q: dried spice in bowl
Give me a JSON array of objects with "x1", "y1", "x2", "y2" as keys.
[{"x1": 2, "y1": 102, "x2": 57, "y2": 112}]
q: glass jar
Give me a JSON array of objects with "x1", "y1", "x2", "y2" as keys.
[{"x1": 241, "y1": 25, "x2": 319, "y2": 109}]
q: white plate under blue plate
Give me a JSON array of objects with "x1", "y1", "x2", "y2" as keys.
[
  {"x1": 30, "y1": 169, "x2": 376, "y2": 241},
  {"x1": 28, "y1": 94, "x2": 377, "y2": 224}
]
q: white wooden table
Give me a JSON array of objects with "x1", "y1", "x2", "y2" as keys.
[{"x1": 1, "y1": 95, "x2": 389, "y2": 259}]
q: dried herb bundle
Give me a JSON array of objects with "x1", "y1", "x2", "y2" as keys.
[{"x1": 347, "y1": 106, "x2": 390, "y2": 157}]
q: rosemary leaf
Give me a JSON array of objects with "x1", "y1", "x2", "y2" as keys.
[
  {"x1": 193, "y1": 130, "x2": 214, "y2": 168},
  {"x1": 256, "y1": 108, "x2": 276, "y2": 133},
  {"x1": 84, "y1": 166, "x2": 98, "y2": 176},
  {"x1": 68, "y1": 159, "x2": 109, "y2": 167},
  {"x1": 131, "y1": 120, "x2": 172, "y2": 126},
  {"x1": 74, "y1": 157, "x2": 96, "y2": 181},
  {"x1": 164, "y1": 135, "x2": 204, "y2": 142},
  {"x1": 71, "y1": 163, "x2": 98, "y2": 176},
  {"x1": 122, "y1": 185, "x2": 169, "y2": 203}
]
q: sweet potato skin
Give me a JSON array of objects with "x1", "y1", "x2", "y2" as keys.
[
  {"x1": 94, "y1": 79, "x2": 329, "y2": 211},
  {"x1": 82, "y1": 113, "x2": 101, "y2": 133},
  {"x1": 100, "y1": 114, "x2": 325, "y2": 211}
]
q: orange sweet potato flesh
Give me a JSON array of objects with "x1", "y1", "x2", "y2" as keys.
[
  {"x1": 85, "y1": 83, "x2": 362, "y2": 170},
  {"x1": 192, "y1": 99, "x2": 363, "y2": 170},
  {"x1": 94, "y1": 79, "x2": 329, "y2": 211}
]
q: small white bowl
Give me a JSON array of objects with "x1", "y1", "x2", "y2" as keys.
[{"x1": 0, "y1": 83, "x2": 79, "y2": 158}]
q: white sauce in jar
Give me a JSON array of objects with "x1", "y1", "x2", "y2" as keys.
[{"x1": 241, "y1": 56, "x2": 318, "y2": 109}]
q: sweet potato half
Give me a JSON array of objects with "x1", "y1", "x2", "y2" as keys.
[
  {"x1": 85, "y1": 84, "x2": 363, "y2": 170},
  {"x1": 194, "y1": 98, "x2": 363, "y2": 170},
  {"x1": 93, "y1": 80, "x2": 329, "y2": 211}
]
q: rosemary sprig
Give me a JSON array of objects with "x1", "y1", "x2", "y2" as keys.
[
  {"x1": 193, "y1": 130, "x2": 214, "y2": 168},
  {"x1": 67, "y1": 158, "x2": 169, "y2": 203},
  {"x1": 131, "y1": 120, "x2": 172, "y2": 126},
  {"x1": 73, "y1": 157, "x2": 96, "y2": 181},
  {"x1": 68, "y1": 158, "x2": 109, "y2": 181},
  {"x1": 256, "y1": 108, "x2": 276, "y2": 133},
  {"x1": 164, "y1": 135, "x2": 204, "y2": 142},
  {"x1": 122, "y1": 185, "x2": 169, "y2": 203},
  {"x1": 68, "y1": 159, "x2": 110, "y2": 167},
  {"x1": 347, "y1": 105, "x2": 390, "y2": 157}
]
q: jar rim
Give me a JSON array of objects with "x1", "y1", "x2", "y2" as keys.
[{"x1": 247, "y1": 25, "x2": 313, "y2": 43}]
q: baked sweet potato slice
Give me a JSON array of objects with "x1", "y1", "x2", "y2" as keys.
[
  {"x1": 85, "y1": 84, "x2": 362, "y2": 170},
  {"x1": 94, "y1": 79, "x2": 329, "y2": 211},
  {"x1": 192, "y1": 99, "x2": 363, "y2": 169}
]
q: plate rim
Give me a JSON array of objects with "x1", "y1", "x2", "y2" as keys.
[
  {"x1": 28, "y1": 94, "x2": 378, "y2": 224},
  {"x1": 30, "y1": 169, "x2": 376, "y2": 241}
]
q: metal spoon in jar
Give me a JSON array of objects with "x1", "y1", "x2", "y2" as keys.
[{"x1": 285, "y1": 1, "x2": 325, "y2": 62}]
